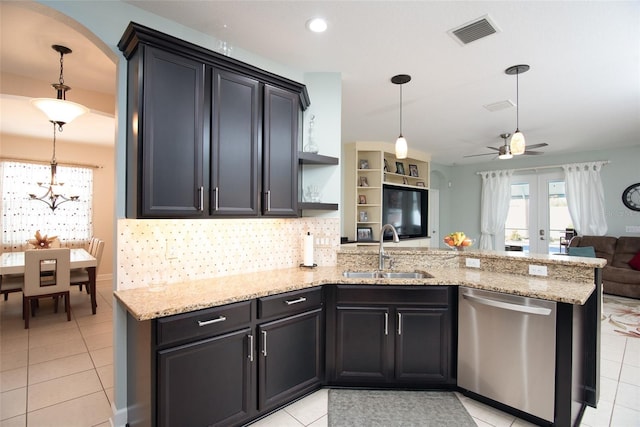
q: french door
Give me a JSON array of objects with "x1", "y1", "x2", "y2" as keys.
[{"x1": 504, "y1": 171, "x2": 572, "y2": 254}]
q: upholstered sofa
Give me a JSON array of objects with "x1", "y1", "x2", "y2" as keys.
[{"x1": 569, "y1": 236, "x2": 640, "y2": 299}]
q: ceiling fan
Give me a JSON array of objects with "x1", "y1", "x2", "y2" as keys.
[{"x1": 464, "y1": 133, "x2": 548, "y2": 159}]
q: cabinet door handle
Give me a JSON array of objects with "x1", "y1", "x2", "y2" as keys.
[
  {"x1": 198, "y1": 186, "x2": 204, "y2": 211},
  {"x1": 248, "y1": 334, "x2": 254, "y2": 362},
  {"x1": 261, "y1": 330, "x2": 268, "y2": 357},
  {"x1": 384, "y1": 312, "x2": 388, "y2": 336},
  {"x1": 285, "y1": 297, "x2": 307, "y2": 305},
  {"x1": 265, "y1": 190, "x2": 271, "y2": 212},
  {"x1": 197, "y1": 316, "x2": 226, "y2": 327},
  {"x1": 397, "y1": 313, "x2": 402, "y2": 335},
  {"x1": 213, "y1": 187, "x2": 219, "y2": 211}
]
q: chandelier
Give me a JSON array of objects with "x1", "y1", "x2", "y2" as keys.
[
  {"x1": 30, "y1": 45, "x2": 88, "y2": 131},
  {"x1": 29, "y1": 122, "x2": 79, "y2": 211}
]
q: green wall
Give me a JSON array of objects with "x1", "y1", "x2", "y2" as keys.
[{"x1": 432, "y1": 144, "x2": 640, "y2": 244}]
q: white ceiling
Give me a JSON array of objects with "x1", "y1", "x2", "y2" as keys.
[{"x1": 2, "y1": 1, "x2": 639, "y2": 165}]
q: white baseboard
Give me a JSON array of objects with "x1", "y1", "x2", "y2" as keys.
[{"x1": 110, "y1": 402, "x2": 128, "y2": 427}]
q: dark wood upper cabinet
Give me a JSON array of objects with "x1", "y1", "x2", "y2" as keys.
[
  {"x1": 210, "y1": 69, "x2": 261, "y2": 217},
  {"x1": 125, "y1": 45, "x2": 206, "y2": 218},
  {"x1": 262, "y1": 85, "x2": 300, "y2": 217},
  {"x1": 118, "y1": 22, "x2": 310, "y2": 219}
]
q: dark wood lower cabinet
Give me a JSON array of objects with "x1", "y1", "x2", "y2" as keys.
[
  {"x1": 157, "y1": 328, "x2": 253, "y2": 427},
  {"x1": 126, "y1": 286, "x2": 455, "y2": 427},
  {"x1": 258, "y1": 308, "x2": 324, "y2": 412},
  {"x1": 329, "y1": 285, "x2": 455, "y2": 388}
]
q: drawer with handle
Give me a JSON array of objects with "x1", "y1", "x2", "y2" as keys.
[
  {"x1": 258, "y1": 287, "x2": 323, "y2": 320},
  {"x1": 156, "y1": 300, "x2": 252, "y2": 347}
]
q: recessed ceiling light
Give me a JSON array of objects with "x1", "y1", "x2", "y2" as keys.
[{"x1": 306, "y1": 17, "x2": 328, "y2": 33}]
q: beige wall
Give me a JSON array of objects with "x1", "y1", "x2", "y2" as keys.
[{"x1": 0, "y1": 134, "x2": 115, "y2": 279}]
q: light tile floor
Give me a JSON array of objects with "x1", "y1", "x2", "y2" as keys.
[
  {"x1": 1, "y1": 279, "x2": 113, "y2": 427},
  {"x1": 1, "y1": 287, "x2": 638, "y2": 427}
]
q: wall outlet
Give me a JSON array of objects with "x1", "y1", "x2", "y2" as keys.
[
  {"x1": 465, "y1": 258, "x2": 481, "y2": 268},
  {"x1": 529, "y1": 264, "x2": 548, "y2": 276}
]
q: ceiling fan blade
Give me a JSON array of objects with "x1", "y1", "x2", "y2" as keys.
[
  {"x1": 525, "y1": 143, "x2": 548, "y2": 150},
  {"x1": 486, "y1": 146, "x2": 500, "y2": 152},
  {"x1": 463, "y1": 152, "x2": 495, "y2": 158},
  {"x1": 523, "y1": 150, "x2": 544, "y2": 155}
]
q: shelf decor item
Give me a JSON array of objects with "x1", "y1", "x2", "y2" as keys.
[
  {"x1": 395, "y1": 162, "x2": 405, "y2": 175},
  {"x1": 444, "y1": 231, "x2": 473, "y2": 250},
  {"x1": 303, "y1": 114, "x2": 319, "y2": 153},
  {"x1": 409, "y1": 164, "x2": 419, "y2": 177},
  {"x1": 359, "y1": 159, "x2": 369, "y2": 169},
  {"x1": 358, "y1": 195, "x2": 367, "y2": 204},
  {"x1": 357, "y1": 227, "x2": 374, "y2": 241}
]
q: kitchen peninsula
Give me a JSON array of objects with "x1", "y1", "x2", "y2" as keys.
[{"x1": 115, "y1": 248, "x2": 604, "y2": 427}]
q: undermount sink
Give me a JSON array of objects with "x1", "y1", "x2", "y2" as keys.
[
  {"x1": 341, "y1": 271, "x2": 433, "y2": 279},
  {"x1": 341, "y1": 271, "x2": 382, "y2": 278},
  {"x1": 380, "y1": 271, "x2": 433, "y2": 279}
]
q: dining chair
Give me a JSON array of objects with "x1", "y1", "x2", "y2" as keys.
[
  {"x1": 71, "y1": 239, "x2": 104, "y2": 293},
  {"x1": 0, "y1": 274, "x2": 23, "y2": 301},
  {"x1": 23, "y1": 248, "x2": 71, "y2": 329}
]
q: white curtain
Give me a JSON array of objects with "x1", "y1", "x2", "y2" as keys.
[
  {"x1": 0, "y1": 161, "x2": 93, "y2": 251},
  {"x1": 479, "y1": 169, "x2": 514, "y2": 250},
  {"x1": 562, "y1": 161, "x2": 608, "y2": 236}
]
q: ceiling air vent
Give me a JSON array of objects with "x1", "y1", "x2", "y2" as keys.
[
  {"x1": 449, "y1": 15, "x2": 500, "y2": 46},
  {"x1": 484, "y1": 100, "x2": 515, "y2": 112}
]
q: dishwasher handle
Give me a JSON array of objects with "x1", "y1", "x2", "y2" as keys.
[{"x1": 462, "y1": 292, "x2": 552, "y2": 316}]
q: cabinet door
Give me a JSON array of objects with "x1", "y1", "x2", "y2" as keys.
[
  {"x1": 334, "y1": 306, "x2": 391, "y2": 383},
  {"x1": 395, "y1": 307, "x2": 451, "y2": 383},
  {"x1": 262, "y1": 84, "x2": 299, "y2": 217},
  {"x1": 141, "y1": 47, "x2": 205, "y2": 217},
  {"x1": 257, "y1": 309, "x2": 323, "y2": 412},
  {"x1": 210, "y1": 69, "x2": 261, "y2": 216},
  {"x1": 157, "y1": 328, "x2": 253, "y2": 427}
]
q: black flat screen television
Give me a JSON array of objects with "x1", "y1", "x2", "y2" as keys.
[{"x1": 382, "y1": 184, "x2": 428, "y2": 240}]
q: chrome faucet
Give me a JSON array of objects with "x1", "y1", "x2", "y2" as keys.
[{"x1": 379, "y1": 224, "x2": 400, "y2": 270}]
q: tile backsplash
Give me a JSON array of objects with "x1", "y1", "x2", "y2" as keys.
[{"x1": 117, "y1": 217, "x2": 339, "y2": 290}]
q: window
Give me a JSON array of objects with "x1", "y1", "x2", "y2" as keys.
[{"x1": 0, "y1": 161, "x2": 93, "y2": 251}]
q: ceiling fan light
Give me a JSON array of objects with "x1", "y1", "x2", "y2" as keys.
[
  {"x1": 510, "y1": 130, "x2": 526, "y2": 155},
  {"x1": 30, "y1": 98, "x2": 89, "y2": 127},
  {"x1": 395, "y1": 135, "x2": 408, "y2": 159},
  {"x1": 498, "y1": 144, "x2": 512, "y2": 159}
]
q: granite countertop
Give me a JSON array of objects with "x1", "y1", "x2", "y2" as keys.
[{"x1": 115, "y1": 263, "x2": 597, "y2": 321}]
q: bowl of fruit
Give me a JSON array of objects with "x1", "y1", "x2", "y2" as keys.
[{"x1": 444, "y1": 232, "x2": 473, "y2": 250}]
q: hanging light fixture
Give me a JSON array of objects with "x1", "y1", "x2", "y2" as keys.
[
  {"x1": 391, "y1": 74, "x2": 411, "y2": 159},
  {"x1": 31, "y1": 45, "x2": 89, "y2": 131},
  {"x1": 29, "y1": 122, "x2": 79, "y2": 211},
  {"x1": 505, "y1": 64, "x2": 530, "y2": 156},
  {"x1": 498, "y1": 133, "x2": 513, "y2": 159}
]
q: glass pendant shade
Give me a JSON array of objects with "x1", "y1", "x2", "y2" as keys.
[
  {"x1": 30, "y1": 98, "x2": 88, "y2": 127},
  {"x1": 510, "y1": 130, "x2": 526, "y2": 155},
  {"x1": 395, "y1": 136, "x2": 408, "y2": 159}
]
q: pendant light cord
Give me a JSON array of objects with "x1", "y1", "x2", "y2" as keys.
[
  {"x1": 51, "y1": 122, "x2": 57, "y2": 165},
  {"x1": 399, "y1": 83, "x2": 403, "y2": 136},
  {"x1": 516, "y1": 69, "x2": 520, "y2": 130}
]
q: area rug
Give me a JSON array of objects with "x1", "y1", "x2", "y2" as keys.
[
  {"x1": 603, "y1": 295, "x2": 640, "y2": 338},
  {"x1": 328, "y1": 389, "x2": 475, "y2": 427}
]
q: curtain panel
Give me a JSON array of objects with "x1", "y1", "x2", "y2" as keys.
[
  {"x1": 562, "y1": 161, "x2": 608, "y2": 236},
  {"x1": 0, "y1": 161, "x2": 93, "y2": 251},
  {"x1": 479, "y1": 169, "x2": 514, "y2": 250}
]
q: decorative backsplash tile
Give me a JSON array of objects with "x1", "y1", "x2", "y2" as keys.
[{"x1": 117, "y1": 217, "x2": 339, "y2": 290}]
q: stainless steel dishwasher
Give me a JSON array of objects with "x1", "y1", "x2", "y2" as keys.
[{"x1": 458, "y1": 287, "x2": 557, "y2": 422}]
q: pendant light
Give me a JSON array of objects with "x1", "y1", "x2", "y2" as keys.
[
  {"x1": 505, "y1": 64, "x2": 530, "y2": 156},
  {"x1": 391, "y1": 74, "x2": 411, "y2": 159},
  {"x1": 29, "y1": 122, "x2": 79, "y2": 211},
  {"x1": 31, "y1": 45, "x2": 89, "y2": 131}
]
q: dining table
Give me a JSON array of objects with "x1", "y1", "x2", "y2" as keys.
[{"x1": 0, "y1": 248, "x2": 98, "y2": 314}]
